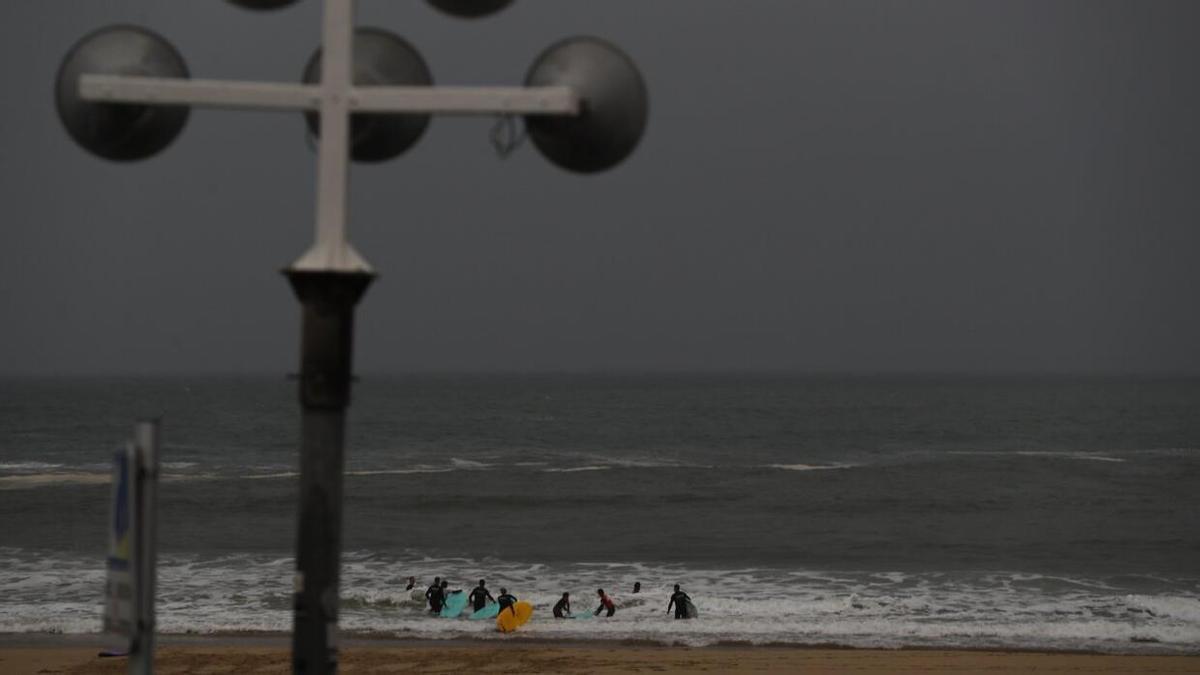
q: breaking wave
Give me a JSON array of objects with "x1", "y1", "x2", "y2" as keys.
[{"x1": 0, "y1": 548, "x2": 1196, "y2": 654}]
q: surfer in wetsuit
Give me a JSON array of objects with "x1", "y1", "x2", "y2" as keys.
[
  {"x1": 428, "y1": 580, "x2": 447, "y2": 614},
  {"x1": 553, "y1": 592, "x2": 571, "y2": 618},
  {"x1": 595, "y1": 588, "x2": 615, "y2": 617},
  {"x1": 425, "y1": 576, "x2": 442, "y2": 611},
  {"x1": 405, "y1": 576, "x2": 416, "y2": 591},
  {"x1": 468, "y1": 579, "x2": 496, "y2": 612},
  {"x1": 496, "y1": 587, "x2": 518, "y2": 616},
  {"x1": 667, "y1": 584, "x2": 692, "y2": 619},
  {"x1": 632, "y1": 582, "x2": 641, "y2": 594}
]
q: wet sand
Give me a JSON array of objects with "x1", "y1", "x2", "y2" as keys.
[{"x1": 3, "y1": 637, "x2": 1198, "y2": 674}]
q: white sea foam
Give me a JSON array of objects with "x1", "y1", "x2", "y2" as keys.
[
  {"x1": 449, "y1": 458, "x2": 493, "y2": 470},
  {"x1": 1, "y1": 549, "x2": 1196, "y2": 653},
  {"x1": 1014, "y1": 451, "x2": 1127, "y2": 463},
  {"x1": 538, "y1": 456, "x2": 714, "y2": 473},
  {"x1": 0, "y1": 461, "x2": 66, "y2": 472},
  {"x1": 0, "y1": 458, "x2": 218, "y2": 490},
  {"x1": 0, "y1": 472, "x2": 110, "y2": 490},
  {"x1": 345, "y1": 467, "x2": 455, "y2": 477},
  {"x1": 598, "y1": 458, "x2": 711, "y2": 469},
  {"x1": 945, "y1": 450, "x2": 1129, "y2": 463},
  {"x1": 0, "y1": 446, "x2": 1144, "y2": 491},
  {"x1": 1127, "y1": 595, "x2": 1200, "y2": 624},
  {"x1": 241, "y1": 472, "x2": 299, "y2": 480},
  {"x1": 0, "y1": 459, "x2": 714, "y2": 489},
  {"x1": 161, "y1": 461, "x2": 199, "y2": 470},
  {"x1": 766, "y1": 463, "x2": 856, "y2": 471}
]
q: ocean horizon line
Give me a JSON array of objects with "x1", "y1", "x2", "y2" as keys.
[{"x1": 2, "y1": 369, "x2": 1198, "y2": 380}]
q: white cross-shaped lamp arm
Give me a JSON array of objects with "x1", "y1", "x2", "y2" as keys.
[
  {"x1": 76, "y1": 0, "x2": 580, "y2": 274},
  {"x1": 298, "y1": 0, "x2": 359, "y2": 272},
  {"x1": 78, "y1": 76, "x2": 579, "y2": 116}
]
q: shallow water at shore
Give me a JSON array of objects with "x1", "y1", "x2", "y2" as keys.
[{"x1": 2, "y1": 548, "x2": 1197, "y2": 653}]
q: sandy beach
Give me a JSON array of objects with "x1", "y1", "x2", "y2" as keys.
[{"x1": 3, "y1": 638, "x2": 1199, "y2": 675}]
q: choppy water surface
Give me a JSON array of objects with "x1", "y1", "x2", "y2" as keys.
[{"x1": 0, "y1": 375, "x2": 1197, "y2": 652}]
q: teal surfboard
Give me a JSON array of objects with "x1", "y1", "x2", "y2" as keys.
[
  {"x1": 468, "y1": 602, "x2": 500, "y2": 620},
  {"x1": 440, "y1": 590, "x2": 469, "y2": 618},
  {"x1": 569, "y1": 606, "x2": 594, "y2": 619}
]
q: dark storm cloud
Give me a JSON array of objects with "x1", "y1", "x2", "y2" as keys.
[{"x1": 1, "y1": 0, "x2": 1198, "y2": 374}]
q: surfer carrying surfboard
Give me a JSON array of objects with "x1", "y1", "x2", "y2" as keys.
[
  {"x1": 595, "y1": 588, "x2": 616, "y2": 617},
  {"x1": 468, "y1": 579, "x2": 496, "y2": 612},
  {"x1": 667, "y1": 584, "x2": 694, "y2": 619},
  {"x1": 496, "y1": 587, "x2": 518, "y2": 615}
]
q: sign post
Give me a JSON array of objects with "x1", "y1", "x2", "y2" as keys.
[
  {"x1": 104, "y1": 445, "x2": 138, "y2": 640},
  {"x1": 104, "y1": 421, "x2": 160, "y2": 675}
]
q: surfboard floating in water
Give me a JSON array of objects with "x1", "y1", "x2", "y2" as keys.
[{"x1": 496, "y1": 601, "x2": 534, "y2": 632}]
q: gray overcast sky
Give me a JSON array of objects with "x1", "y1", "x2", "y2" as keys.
[{"x1": 1, "y1": 0, "x2": 1198, "y2": 375}]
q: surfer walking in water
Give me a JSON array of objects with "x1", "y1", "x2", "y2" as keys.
[
  {"x1": 405, "y1": 576, "x2": 416, "y2": 591},
  {"x1": 632, "y1": 582, "x2": 642, "y2": 594},
  {"x1": 496, "y1": 587, "x2": 518, "y2": 616},
  {"x1": 667, "y1": 584, "x2": 692, "y2": 619},
  {"x1": 425, "y1": 576, "x2": 442, "y2": 612},
  {"x1": 595, "y1": 588, "x2": 616, "y2": 617},
  {"x1": 553, "y1": 592, "x2": 571, "y2": 618},
  {"x1": 468, "y1": 579, "x2": 496, "y2": 612},
  {"x1": 427, "y1": 579, "x2": 447, "y2": 614}
]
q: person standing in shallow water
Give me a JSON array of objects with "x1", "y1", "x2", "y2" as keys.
[
  {"x1": 496, "y1": 587, "x2": 518, "y2": 616},
  {"x1": 405, "y1": 576, "x2": 416, "y2": 591},
  {"x1": 667, "y1": 584, "x2": 692, "y2": 619},
  {"x1": 632, "y1": 582, "x2": 641, "y2": 594},
  {"x1": 468, "y1": 579, "x2": 495, "y2": 612},
  {"x1": 425, "y1": 576, "x2": 442, "y2": 611},
  {"x1": 427, "y1": 580, "x2": 446, "y2": 614},
  {"x1": 595, "y1": 588, "x2": 616, "y2": 617},
  {"x1": 553, "y1": 592, "x2": 571, "y2": 618}
]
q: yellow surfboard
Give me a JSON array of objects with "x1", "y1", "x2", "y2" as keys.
[{"x1": 496, "y1": 601, "x2": 534, "y2": 633}]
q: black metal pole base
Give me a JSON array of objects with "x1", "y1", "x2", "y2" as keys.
[{"x1": 284, "y1": 269, "x2": 374, "y2": 675}]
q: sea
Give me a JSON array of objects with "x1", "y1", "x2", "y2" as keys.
[{"x1": 0, "y1": 374, "x2": 1197, "y2": 653}]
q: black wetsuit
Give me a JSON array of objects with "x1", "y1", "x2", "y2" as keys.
[
  {"x1": 428, "y1": 586, "x2": 446, "y2": 613},
  {"x1": 496, "y1": 593, "x2": 517, "y2": 614},
  {"x1": 425, "y1": 583, "x2": 440, "y2": 610},
  {"x1": 468, "y1": 585, "x2": 494, "y2": 612},
  {"x1": 669, "y1": 590, "x2": 691, "y2": 619},
  {"x1": 552, "y1": 597, "x2": 570, "y2": 618}
]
